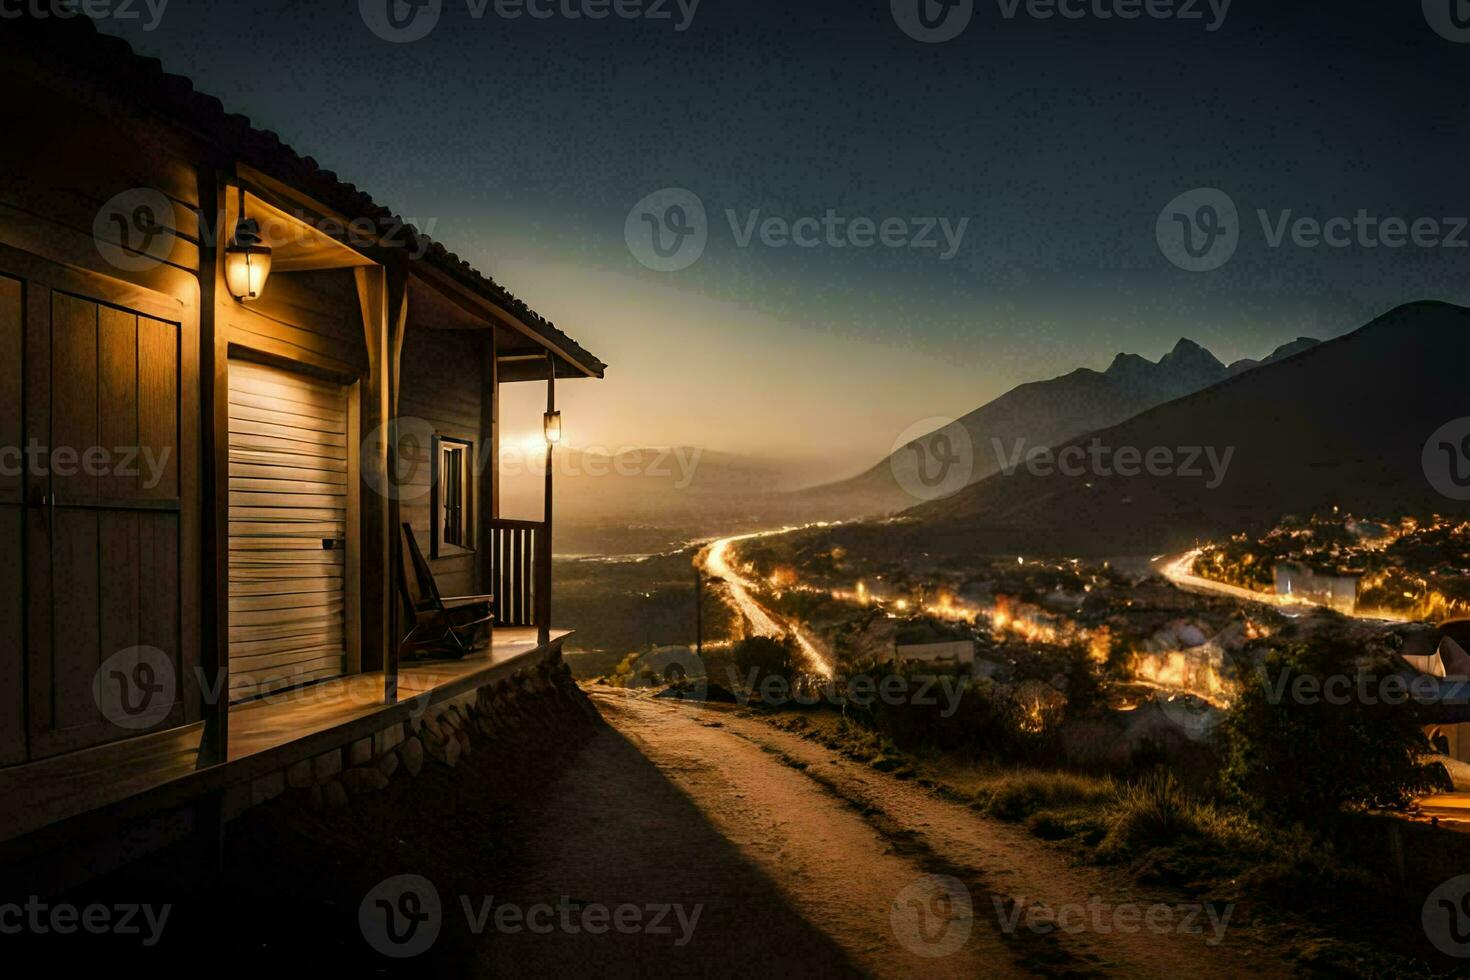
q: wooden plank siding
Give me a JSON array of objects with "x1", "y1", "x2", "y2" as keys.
[
  {"x1": 398, "y1": 326, "x2": 491, "y2": 600},
  {"x1": 221, "y1": 269, "x2": 370, "y2": 379}
]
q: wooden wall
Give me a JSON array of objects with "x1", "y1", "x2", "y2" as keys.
[
  {"x1": 0, "y1": 60, "x2": 203, "y2": 764},
  {"x1": 221, "y1": 269, "x2": 370, "y2": 380},
  {"x1": 398, "y1": 327, "x2": 490, "y2": 599}
]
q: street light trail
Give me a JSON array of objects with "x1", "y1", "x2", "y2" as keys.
[
  {"x1": 703, "y1": 531, "x2": 834, "y2": 677},
  {"x1": 1155, "y1": 549, "x2": 1407, "y2": 622}
]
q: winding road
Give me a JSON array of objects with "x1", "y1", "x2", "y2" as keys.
[
  {"x1": 702, "y1": 531, "x2": 834, "y2": 677},
  {"x1": 1154, "y1": 549, "x2": 1406, "y2": 623}
]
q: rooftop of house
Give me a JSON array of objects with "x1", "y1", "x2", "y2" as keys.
[{"x1": 6, "y1": 15, "x2": 606, "y2": 378}]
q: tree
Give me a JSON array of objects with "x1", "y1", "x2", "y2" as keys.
[
  {"x1": 732, "y1": 635, "x2": 797, "y2": 686},
  {"x1": 1222, "y1": 640, "x2": 1435, "y2": 822}
]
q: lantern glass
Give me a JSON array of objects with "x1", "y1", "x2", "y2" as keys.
[
  {"x1": 225, "y1": 245, "x2": 272, "y2": 301},
  {"x1": 543, "y1": 411, "x2": 563, "y2": 446}
]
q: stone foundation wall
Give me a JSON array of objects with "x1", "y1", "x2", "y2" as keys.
[{"x1": 225, "y1": 655, "x2": 600, "y2": 821}]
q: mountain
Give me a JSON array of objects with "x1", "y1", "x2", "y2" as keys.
[
  {"x1": 793, "y1": 336, "x2": 1319, "y2": 519},
  {"x1": 1225, "y1": 336, "x2": 1320, "y2": 376},
  {"x1": 896, "y1": 301, "x2": 1470, "y2": 557}
]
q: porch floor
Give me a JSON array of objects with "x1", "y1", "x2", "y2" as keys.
[{"x1": 0, "y1": 628, "x2": 571, "y2": 854}]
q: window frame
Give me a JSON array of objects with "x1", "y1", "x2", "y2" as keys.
[{"x1": 430, "y1": 434, "x2": 475, "y2": 559}]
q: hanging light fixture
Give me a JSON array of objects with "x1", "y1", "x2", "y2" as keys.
[
  {"x1": 224, "y1": 187, "x2": 272, "y2": 301},
  {"x1": 543, "y1": 410, "x2": 563, "y2": 446}
]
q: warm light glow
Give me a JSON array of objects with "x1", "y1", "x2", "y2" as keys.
[
  {"x1": 224, "y1": 217, "x2": 272, "y2": 301},
  {"x1": 544, "y1": 411, "x2": 563, "y2": 446}
]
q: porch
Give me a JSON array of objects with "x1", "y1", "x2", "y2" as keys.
[{"x1": 0, "y1": 627, "x2": 570, "y2": 861}]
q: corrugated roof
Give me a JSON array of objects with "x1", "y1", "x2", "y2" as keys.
[{"x1": 6, "y1": 15, "x2": 606, "y2": 378}]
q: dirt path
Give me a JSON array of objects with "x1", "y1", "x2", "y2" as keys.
[
  {"x1": 53, "y1": 680, "x2": 1298, "y2": 976},
  {"x1": 572, "y1": 689, "x2": 1292, "y2": 979}
]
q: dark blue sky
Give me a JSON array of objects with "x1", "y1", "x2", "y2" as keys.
[{"x1": 98, "y1": 1, "x2": 1470, "y2": 469}]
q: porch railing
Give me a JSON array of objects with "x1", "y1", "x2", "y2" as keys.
[{"x1": 489, "y1": 518, "x2": 551, "y2": 639}]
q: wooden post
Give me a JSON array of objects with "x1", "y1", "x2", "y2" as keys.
[
  {"x1": 488, "y1": 332, "x2": 505, "y2": 620},
  {"x1": 355, "y1": 259, "x2": 407, "y2": 705},
  {"x1": 384, "y1": 264, "x2": 409, "y2": 703},
  {"x1": 197, "y1": 171, "x2": 230, "y2": 768},
  {"x1": 695, "y1": 566, "x2": 703, "y2": 658},
  {"x1": 538, "y1": 354, "x2": 555, "y2": 646}
]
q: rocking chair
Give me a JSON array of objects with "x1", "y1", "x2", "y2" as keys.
[{"x1": 398, "y1": 522, "x2": 494, "y2": 660}]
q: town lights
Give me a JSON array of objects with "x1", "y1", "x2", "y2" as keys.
[
  {"x1": 543, "y1": 410, "x2": 563, "y2": 446},
  {"x1": 224, "y1": 189, "x2": 272, "y2": 301}
]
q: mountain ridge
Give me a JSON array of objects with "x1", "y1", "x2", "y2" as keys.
[
  {"x1": 793, "y1": 334, "x2": 1321, "y2": 518},
  {"x1": 898, "y1": 300, "x2": 1470, "y2": 556}
]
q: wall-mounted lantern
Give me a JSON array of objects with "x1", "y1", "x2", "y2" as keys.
[
  {"x1": 224, "y1": 188, "x2": 272, "y2": 301},
  {"x1": 543, "y1": 410, "x2": 563, "y2": 446}
]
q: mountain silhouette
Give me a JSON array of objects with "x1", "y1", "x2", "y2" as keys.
[
  {"x1": 795, "y1": 335, "x2": 1318, "y2": 518},
  {"x1": 899, "y1": 301, "x2": 1469, "y2": 557}
]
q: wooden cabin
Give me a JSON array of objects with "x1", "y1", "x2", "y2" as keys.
[{"x1": 0, "y1": 17, "x2": 604, "y2": 863}]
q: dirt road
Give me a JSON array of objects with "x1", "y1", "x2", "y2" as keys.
[
  {"x1": 501, "y1": 689, "x2": 1292, "y2": 978},
  {"x1": 58, "y1": 680, "x2": 1296, "y2": 976}
]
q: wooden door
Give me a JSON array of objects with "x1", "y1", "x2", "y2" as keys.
[
  {"x1": 28, "y1": 286, "x2": 185, "y2": 758},
  {"x1": 227, "y1": 359, "x2": 351, "y2": 700}
]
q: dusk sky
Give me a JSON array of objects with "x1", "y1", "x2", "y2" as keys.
[{"x1": 99, "y1": 1, "x2": 1470, "y2": 478}]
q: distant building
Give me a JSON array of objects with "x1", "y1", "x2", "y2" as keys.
[
  {"x1": 894, "y1": 640, "x2": 976, "y2": 668},
  {"x1": 1273, "y1": 562, "x2": 1360, "y2": 615}
]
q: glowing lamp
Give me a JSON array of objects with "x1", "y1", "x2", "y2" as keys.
[
  {"x1": 543, "y1": 410, "x2": 563, "y2": 446},
  {"x1": 224, "y1": 210, "x2": 272, "y2": 302}
]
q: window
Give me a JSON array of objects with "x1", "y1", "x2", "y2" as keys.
[{"x1": 432, "y1": 436, "x2": 474, "y2": 557}]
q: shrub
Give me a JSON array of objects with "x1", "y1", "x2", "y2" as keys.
[
  {"x1": 983, "y1": 769, "x2": 1116, "y2": 821},
  {"x1": 1100, "y1": 771, "x2": 1195, "y2": 855},
  {"x1": 1221, "y1": 641, "x2": 1436, "y2": 823},
  {"x1": 732, "y1": 635, "x2": 797, "y2": 689}
]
